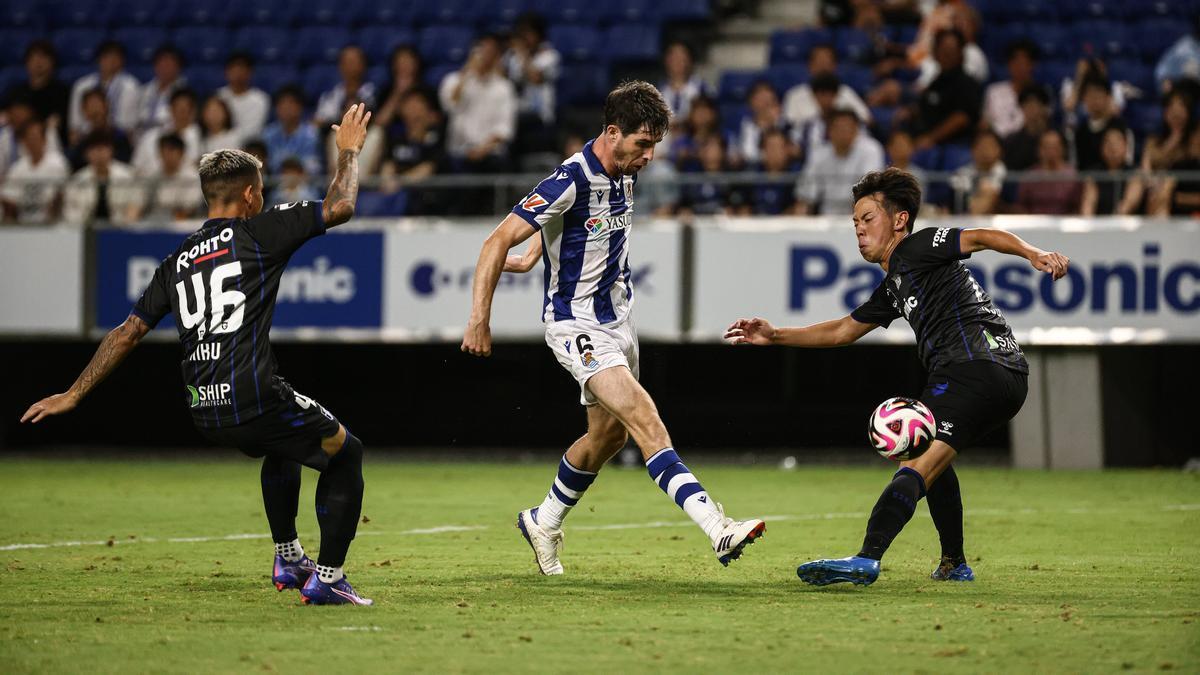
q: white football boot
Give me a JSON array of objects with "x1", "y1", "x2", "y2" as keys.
[
  {"x1": 709, "y1": 503, "x2": 766, "y2": 566},
  {"x1": 516, "y1": 508, "x2": 564, "y2": 575}
]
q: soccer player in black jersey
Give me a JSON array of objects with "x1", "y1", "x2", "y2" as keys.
[
  {"x1": 21, "y1": 104, "x2": 376, "y2": 605},
  {"x1": 724, "y1": 168, "x2": 1070, "y2": 586}
]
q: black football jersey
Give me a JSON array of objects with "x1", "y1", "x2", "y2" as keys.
[
  {"x1": 851, "y1": 226, "x2": 1028, "y2": 375},
  {"x1": 131, "y1": 201, "x2": 325, "y2": 428}
]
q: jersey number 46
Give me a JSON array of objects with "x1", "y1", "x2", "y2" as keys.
[{"x1": 176, "y1": 261, "x2": 245, "y2": 340}]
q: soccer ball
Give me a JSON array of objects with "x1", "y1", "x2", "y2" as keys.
[{"x1": 868, "y1": 397, "x2": 936, "y2": 461}]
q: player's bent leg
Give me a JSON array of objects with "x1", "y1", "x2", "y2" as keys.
[
  {"x1": 301, "y1": 426, "x2": 372, "y2": 606},
  {"x1": 585, "y1": 367, "x2": 766, "y2": 566},
  {"x1": 261, "y1": 458, "x2": 317, "y2": 590},
  {"x1": 797, "y1": 441, "x2": 958, "y2": 587},
  {"x1": 517, "y1": 407, "x2": 626, "y2": 575}
]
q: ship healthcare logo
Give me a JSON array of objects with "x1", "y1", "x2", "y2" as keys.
[{"x1": 187, "y1": 383, "x2": 231, "y2": 408}]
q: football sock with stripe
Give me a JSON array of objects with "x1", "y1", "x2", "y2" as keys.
[
  {"x1": 534, "y1": 454, "x2": 598, "y2": 531},
  {"x1": 315, "y1": 433, "x2": 364, "y2": 570},
  {"x1": 260, "y1": 457, "x2": 302, "y2": 555},
  {"x1": 645, "y1": 448, "x2": 723, "y2": 540},
  {"x1": 858, "y1": 467, "x2": 926, "y2": 560},
  {"x1": 925, "y1": 464, "x2": 965, "y2": 563}
]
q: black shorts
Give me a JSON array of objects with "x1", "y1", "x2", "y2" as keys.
[
  {"x1": 920, "y1": 360, "x2": 1028, "y2": 452},
  {"x1": 197, "y1": 381, "x2": 342, "y2": 471}
]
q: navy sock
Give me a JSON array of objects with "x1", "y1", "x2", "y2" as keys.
[
  {"x1": 315, "y1": 433, "x2": 364, "y2": 568},
  {"x1": 260, "y1": 457, "x2": 301, "y2": 544},
  {"x1": 926, "y1": 465, "x2": 965, "y2": 563},
  {"x1": 858, "y1": 467, "x2": 926, "y2": 561}
]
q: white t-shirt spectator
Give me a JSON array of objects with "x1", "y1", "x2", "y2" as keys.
[
  {"x1": 144, "y1": 165, "x2": 202, "y2": 221},
  {"x1": 504, "y1": 43, "x2": 561, "y2": 124},
  {"x1": 200, "y1": 129, "x2": 243, "y2": 155},
  {"x1": 438, "y1": 70, "x2": 516, "y2": 159},
  {"x1": 63, "y1": 161, "x2": 144, "y2": 226},
  {"x1": 1, "y1": 149, "x2": 70, "y2": 223},
  {"x1": 217, "y1": 86, "x2": 270, "y2": 143},
  {"x1": 660, "y1": 76, "x2": 707, "y2": 119},
  {"x1": 795, "y1": 134, "x2": 885, "y2": 214},
  {"x1": 315, "y1": 82, "x2": 377, "y2": 127},
  {"x1": 68, "y1": 71, "x2": 142, "y2": 136},
  {"x1": 981, "y1": 82, "x2": 1024, "y2": 137},
  {"x1": 783, "y1": 84, "x2": 871, "y2": 128},
  {"x1": 131, "y1": 125, "x2": 202, "y2": 176},
  {"x1": 136, "y1": 77, "x2": 188, "y2": 135}
]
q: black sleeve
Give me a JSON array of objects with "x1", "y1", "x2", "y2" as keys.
[
  {"x1": 850, "y1": 281, "x2": 901, "y2": 328},
  {"x1": 241, "y1": 200, "x2": 326, "y2": 260},
  {"x1": 901, "y1": 227, "x2": 971, "y2": 269},
  {"x1": 130, "y1": 260, "x2": 172, "y2": 329}
]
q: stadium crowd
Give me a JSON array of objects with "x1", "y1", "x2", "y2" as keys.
[{"x1": 1, "y1": 0, "x2": 1199, "y2": 224}]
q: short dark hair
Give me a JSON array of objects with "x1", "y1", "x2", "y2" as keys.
[
  {"x1": 514, "y1": 12, "x2": 547, "y2": 41},
  {"x1": 748, "y1": 79, "x2": 777, "y2": 99},
  {"x1": 1081, "y1": 74, "x2": 1110, "y2": 96},
  {"x1": 24, "y1": 39, "x2": 56, "y2": 63},
  {"x1": 279, "y1": 157, "x2": 306, "y2": 173},
  {"x1": 1018, "y1": 85, "x2": 1050, "y2": 106},
  {"x1": 602, "y1": 80, "x2": 670, "y2": 138},
  {"x1": 828, "y1": 107, "x2": 859, "y2": 126},
  {"x1": 759, "y1": 127, "x2": 789, "y2": 149},
  {"x1": 851, "y1": 168, "x2": 922, "y2": 232},
  {"x1": 153, "y1": 45, "x2": 184, "y2": 65},
  {"x1": 933, "y1": 28, "x2": 965, "y2": 52},
  {"x1": 82, "y1": 129, "x2": 115, "y2": 151},
  {"x1": 810, "y1": 73, "x2": 841, "y2": 94},
  {"x1": 274, "y1": 85, "x2": 306, "y2": 106},
  {"x1": 808, "y1": 43, "x2": 836, "y2": 62},
  {"x1": 81, "y1": 87, "x2": 107, "y2": 106},
  {"x1": 226, "y1": 51, "x2": 254, "y2": 69},
  {"x1": 1005, "y1": 39, "x2": 1039, "y2": 62},
  {"x1": 95, "y1": 40, "x2": 125, "y2": 61},
  {"x1": 169, "y1": 87, "x2": 197, "y2": 107},
  {"x1": 973, "y1": 129, "x2": 1002, "y2": 147},
  {"x1": 663, "y1": 40, "x2": 695, "y2": 60},
  {"x1": 199, "y1": 149, "x2": 262, "y2": 204},
  {"x1": 158, "y1": 132, "x2": 185, "y2": 152}
]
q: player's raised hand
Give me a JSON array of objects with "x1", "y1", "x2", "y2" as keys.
[
  {"x1": 723, "y1": 317, "x2": 777, "y2": 346},
  {"x1": 1030, "y1": 250, "x2": 1070, "y2": 281},
  {"x1": 332, "y1": 102, "x2": 371, "y2": 153},
  {"x1": 462, "y1": 320, "x2": 493, "y2": 357},
  {"x1": 20, "y1": 392, "x2": 78, "y2": 424}
]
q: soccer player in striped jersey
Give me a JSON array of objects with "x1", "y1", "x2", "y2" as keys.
[
  {"x1": 462, "y1": 81, "x2": 766, "y2": 574},
  {"x1": 21, "y1": 105, "x2": 375, "y2": 606}
]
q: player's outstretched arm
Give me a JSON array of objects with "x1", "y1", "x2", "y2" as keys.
[
  {"x1": 724, "y1": 315, "x2": 876, "y2": 348},
  {"x1": 20, "y1": 314, "x2": 152, "y2": 424},
  {"x1": 322, "y1": 103, "x2": 372, "y2": 228},
  {"x1": 462, "y1": 213, "x2": 538, "y2": 357},
  {"x1": 503, "y1": 235, "x2": 542, "y2": 273},
  {"x1": 960, "y1": 228, "x2": 1070, "y2": 281}
]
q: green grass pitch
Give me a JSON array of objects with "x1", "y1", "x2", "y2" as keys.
[{"x1": 1, "y1": 458, "x2": 1197, "y2": 673}]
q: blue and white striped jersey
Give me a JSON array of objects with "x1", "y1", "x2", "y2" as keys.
[{"x1": 511, "y1": 140, "x2": 637, "y2": 326}]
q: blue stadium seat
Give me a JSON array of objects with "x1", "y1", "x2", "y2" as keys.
[
  {"x1": 970, "y1": 0, "x2": 1006, "y2": 22},
  {"x1": 605, "y1": 25, "x2": 660, "y2": 63},
  {"x1": 112, "y1": 27, "x2": 167, "y2": 66},
  {"x1": 765, "y1": 64, "x2": 808, "y2": 95},
  {"x1": 358, "y1": 2, "x2": 420, "y2": 27},
  {"x1": 1036, "y1": 60, "x2": 1075, "y2": 88},
  {"x1": 50, "y1": 0, "x2": 110, "y2": 29},
  {"x1": 770, "y1": 29, "x2": 833, "y2": 65},
  {"x1": 979, "y1": 22, "x2": 1022, "y2": 63},
  {"x1": 225, "y1": 0, "x2": 295, "y2": 28},
  {"x1": 912, "y1": 146, "x2": 940, "y2": 171},
  {"x1": 295, "y1": 27, "x2": 352, "y2": 66},
  {"x1": 835, "y1": 28, "x2": 873, "y2": 64},
  {"x1": 1127, "y1": 101, "x2": 1163, "y2": 135},
  {"x1": 424, "y1": 63, "x2": 458, "y2": 89},
  {"x1": 870, "y1": 105, "x2": 897, "y2": 136},
  {"x1": 356, "y1": 27, "x2": 417, "y2": 65},
  {"x1": 419, "y1": 25, "x2": 474, "y2": 65},
  {"x1": 718, "y1": 70, "x2": 762, "y2": 103},
  {"x1": 481, "y1": 0, "x2": 534, "y2": 25},
  {"x1": 0, "y1": 29, "x2": 38, "y2": 65},
  {"x1": 255, "y1": 65, "x2": 301, "y2": 96},
  {"x1": 57, "y1": 64, "x2": 92, "y2": 87},
  {"x1": 531, "y1": 0, "x2": 591, "y2": 25},
  {"x1": 557, "y1": 63, "x2": 609, "y2": 105},
  {"x1": 1108, "y1": 59, "x2": 1154, "y2": 93},
  {"x1": 293, "y1": 0, "x2": 365, "y2": 27},
  {"x1": 302, "y1": 66, "x2": 340, "y2": 103},
  {"x1": 1074, "y1": 21, "x2": 1132, "y2": 59},
  {"x1": 355, "y1": 190, "x2": 407, "y2": 217},
  {"x1": 1027, "y1": 24, "x2": 1068, "y2": 60},
  {"x1": 185, "y1": 66, "x2": 225, "y2": 97},
  {"x1": 367, "y1": 65, "x2": 388, "y2": 89},
  {"x1": 1066, "y1": 0, "x2": 1121, "y2": 20},
  {"x1": 654, "y1": 0, "x2": 710, "y2": 22},
  {"x1": 1135, "y1": 18, "x2": 1191, "y2": 56},
  {"x1": 232, "y1": 27, "x2": 293, "y2": 64},
  {"x1": 2, "y1": 0, "x2": 47, "y2": 30},
  {"x1": 548, "y1": 25, "x2": 603, "y2": 62},
  {"x1": 172, "y1": 0, "x2": 224, "y2": 28},
  {"x1": 940, "y1": 144, "x2": 972, "y2": 171},
  {"x1": 718, "y1": 103, "x2": 744, "y2": 136},
  {"x1": 614, "y1": 0, "x2": 654, "y2": 23},
  {"x1": 1006, "y1": 0, "x2": 1059, "y2": 21},
  {"x1": 126, "y1": 64, "x2": 152, "y2": 83},
  {"x1": 0, "y1": 65, "x2": 26, "y2": 96},
  {"x1": 172, "y1": 27, "x2": 229, "y2": 66},
  {"x1": 412, "y1": 0, "x2": 477, "y2": 26},
  {"x1": 836, "y1": 64, "x2": 872, "y2": 96},
  {"x1": 52, "y1": 28, "x2": 107, "y2": 66},
  {"x1": 108, "y1": 0, "x2": 174, "y2": 27},
  {"x1": 886, "y1": 24, "x2": 918, "y2": 46},
  {"x1": 1128, "y1": 0, "x2": 1197, "y2": 17}
]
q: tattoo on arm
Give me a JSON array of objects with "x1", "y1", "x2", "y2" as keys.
[
  {"x1": 68, "y1": 315, "x2": 150, "y2": 401},
  {"x1": 322, "y1": 149, "x2": 360, "y2": 226}
]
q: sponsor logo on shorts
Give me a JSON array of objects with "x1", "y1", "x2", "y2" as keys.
[
  {"x1": 188, "y1": 383, "x2": 231, "y2": 408},
  {"x1": 939, "y1": 420, "x2": 955, "y2": 436},
  {"x1": 580, "y1": 351, "x2": 599, "y2": 371}
]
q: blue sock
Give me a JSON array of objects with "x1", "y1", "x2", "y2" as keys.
[
  {"x1": 534, "y1": 455, "x2": 597, "y2": 530},
  {"x1": 645, "y1": 448, "x2": 722, "y2": 538}
]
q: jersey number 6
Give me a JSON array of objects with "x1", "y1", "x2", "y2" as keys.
[{"x1": 176, "y1": 261, "x2": 245, "y2": 340}]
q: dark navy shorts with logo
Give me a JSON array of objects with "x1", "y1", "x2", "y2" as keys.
[
  {"x1": 197, "y1": 380, "x2": 342, "y2": 471},
  {"x1": 920, "y1": 360, "x2": 1028, "y2": 452}
]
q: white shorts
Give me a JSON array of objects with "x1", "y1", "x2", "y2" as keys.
[{"x1": 545, "y1": 319, "x2": 640, "y2": 406}]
